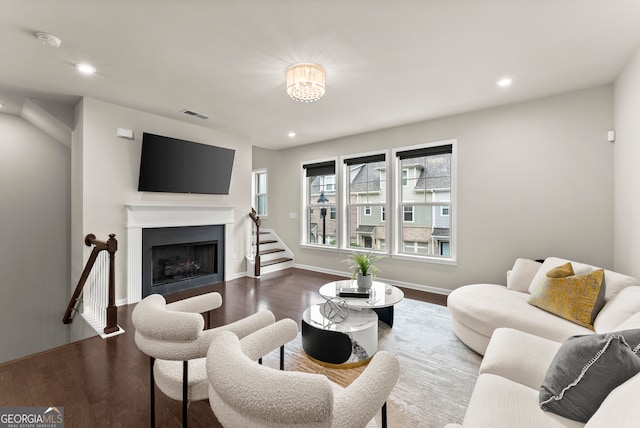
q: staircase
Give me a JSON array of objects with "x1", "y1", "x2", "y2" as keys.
[
  {"x1": 252, "y1": 230, "x2": 294, "y2": 276},
  {"x1": 247, "y1": 209, "x2": 294, "y2": 278}
]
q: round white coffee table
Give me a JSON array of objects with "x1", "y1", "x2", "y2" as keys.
[
  {"x1": 301, "y1": 302, "x2": 378, "y2": 368},
  {"x1": 319, "y1": 280, "x2": 404, "y2": 326}
]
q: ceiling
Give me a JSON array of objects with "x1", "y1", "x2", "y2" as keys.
[{"x1": 1, "y1": 0, "x2": 640, "y2": 150}]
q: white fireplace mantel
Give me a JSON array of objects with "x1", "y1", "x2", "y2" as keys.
[{"x1": 125, "y1": 204, "x2": 235, "y2": 304}]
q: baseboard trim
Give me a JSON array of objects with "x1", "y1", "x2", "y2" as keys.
[{"x1": 292, "y1": 263, "x2": 453, "y2": 296}]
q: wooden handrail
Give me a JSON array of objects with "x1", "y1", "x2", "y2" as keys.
[
  {"x1": 63, "y1": 233, "x2": 119, "y2": 335},
  {"x1": 249, "y1": 208, "x2": 261, "y2": 277}
]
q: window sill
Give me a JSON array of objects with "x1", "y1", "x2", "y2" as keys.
[
  {"x1": 390, "y1": 253, "x2": 458, "y2": 266},
  {"x1": 300, "y1": 243, "x2": 340, "y2": 253}
]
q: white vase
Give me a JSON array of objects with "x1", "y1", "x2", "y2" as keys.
[{"x1": 357, "y1": 273, "x2": 373, "y2": 289}]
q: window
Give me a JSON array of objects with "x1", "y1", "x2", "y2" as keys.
[
  {"x1": 301, "y1": 140, "x2": 455, "y2": 263},
  {"x1": 396, "y1": 142, "x2": 454, "y2": 259},
  {"x1": 344, "y1": 153, "x2": 386, "y2": 250},
  {"x1": 403, "y1": 206, "x2": 414, "y2": 222},
  {"x1": 252, "y1": 170, "x2": 267, "y2": 216},
  {"x1": 303, "y1": 160, "x2": 336, "y2": 247},
  {"x1": 439, "y1": 241, "x2": 450, "y2": 256},
  {"x1": 325, "y1": 175, "x2": 336, "y2": 191}
]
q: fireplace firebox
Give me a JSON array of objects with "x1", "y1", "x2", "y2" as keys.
[{"x1": 142, "y1": 225, "x2": 224, "y2": 297}]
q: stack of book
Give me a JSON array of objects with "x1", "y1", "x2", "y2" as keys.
[{"x1": 338, "y1": 287, "x2": 370, "y2": 298}]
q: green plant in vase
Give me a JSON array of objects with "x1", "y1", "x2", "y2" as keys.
[{"x1": 345, "y1": 251, "x2": 383, "y2": 289}]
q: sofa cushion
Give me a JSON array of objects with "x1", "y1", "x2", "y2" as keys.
[
  {"x1": 585, "y1": 373, "x2": 640, "y2": 428},
  {"x1": 529, "y1": 257, "x2": 594, "y2": 295},
  {"x1": 480, "y1": 328, "x2": 562, "y2": 390},
  {"x1": 539, "y1": 329, "x2": 640, "y2": 423},
  {"x1": 613, "y1": 311, "x2": 640, "y2": 331},
  {"x1": 528, "y1": 267, "x2": 605, "y2": 329},
  {"x1": 594, "y1": 286, "x2": 640, "y2": 333},
  {"x1": 507, "y1": 258, "x2": 542, "y2": 293},
  {"x1": 463, "y1": 374, "x2": 584, "y2": 428}
]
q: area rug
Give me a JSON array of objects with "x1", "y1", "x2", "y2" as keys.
[{"x1": 260, "y1": 298, "x2": 481, "y2": 427}]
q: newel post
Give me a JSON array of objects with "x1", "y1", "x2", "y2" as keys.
[{"x1": 103, "y1": 234, "x2": 119, "y2": 334}]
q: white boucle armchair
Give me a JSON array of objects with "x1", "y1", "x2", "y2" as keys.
[
  {"x1": 131, "y1": 292, "x2": 277, "y2": 427},
  {"x1": 207, "y1": 327, "x2": 400, "y2": 428}
]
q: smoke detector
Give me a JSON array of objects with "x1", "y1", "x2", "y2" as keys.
[{"x1": 36, "y1": 32, "x2": 62, "y2": 48}]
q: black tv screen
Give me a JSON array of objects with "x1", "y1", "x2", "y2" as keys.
[{"x1": 138, "y1": 132, "x2": 235, "y2": 195}]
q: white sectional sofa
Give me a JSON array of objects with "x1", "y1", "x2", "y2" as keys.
[
  {"x1": 446, "y1": 257, "x2": 640, "y2": 428},
  {"x1": 447, "y1": 257, "x2": 640, "y2": 355},
  {"x1": 445, "y1": 327, "x2": 640, "y2": 428}
]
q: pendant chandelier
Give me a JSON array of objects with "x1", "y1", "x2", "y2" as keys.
[{"x1": 286, "y1": 63, "x2": 326, "y2": 102}]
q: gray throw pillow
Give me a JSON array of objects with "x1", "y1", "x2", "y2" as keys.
[{"x1": 539, "y1": 329, "x2": 640, "y2": 422}]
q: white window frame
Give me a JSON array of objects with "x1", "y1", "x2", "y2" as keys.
[
  {"x1": 300, "y1": 158, "x2": 339, "y2": 250},
  {"x1": 392, "y1": 139, "x2": 457, "y2": 265},
  {"x1": 364, "y1": 206, "x2": 372, "y2": 216},
  {"x1": 342, "y1": 151, "x2": 389, "y2": 253},
  {"x1": 299, "y1": 140, "x2": 456, "y2": 265},
  {"x1": 252, "y1": 169, "x2": 268, "y2": 217}
]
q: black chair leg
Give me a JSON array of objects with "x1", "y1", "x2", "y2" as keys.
[
  {"x1": 150, "y1": 357, "x2": 155, "y2": 428},
  {"x1": 382, "y1": 401, "x2": 387, "y2": 428},
  {"x1": 183, "y1": 360, "x2": 188, "y2": 427},
  {"x1": 280, "y1": 345, "x2": 285, "y2": 370}
]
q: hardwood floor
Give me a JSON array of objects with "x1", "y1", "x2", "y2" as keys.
[{"x1": 0, "y1": 268, "x2": 477, "y2": 427}]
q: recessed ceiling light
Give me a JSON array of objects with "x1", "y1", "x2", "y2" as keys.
[
  {"x1": 76, "y1": 63, "x2": 96, "y2": 75},
  {"x1": 496, "y1": 77, "x2": 513, "y2": 88},
  {"x1": 288, "y1": 131, "x2": 296, "y2": 138}
]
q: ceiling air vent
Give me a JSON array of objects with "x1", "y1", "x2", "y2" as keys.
[{"x1": 180, "y1": 109, "x2": 210, "y2": 120}]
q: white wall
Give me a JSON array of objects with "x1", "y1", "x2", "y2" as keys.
[
  {"x1": 0, "y1": 114, "x2": 73, "y2": 361},
  {"x1": 257, "y1": 86, "x2": 615, "y2": 291},
  {"x1": 73, "y1": 98, "x2": 252, "y2": 303},
  {"x1": 614, "y1": 47, "x2": 640, "y2": 279}
]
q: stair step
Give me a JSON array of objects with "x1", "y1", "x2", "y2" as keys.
[
  {"x1": 259, "y1": 248, "x2": 285, "y2": 256},
  {"x1": 261, "y1": 257, "x2": 293, "y2": 267},
  {"x1": 259, "y1": 239, "x2": 278, "y2": 245}
]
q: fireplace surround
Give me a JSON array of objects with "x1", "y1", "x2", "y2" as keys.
[{"x1": 126, "y1": 204, "x2": 234, "y2": 304}]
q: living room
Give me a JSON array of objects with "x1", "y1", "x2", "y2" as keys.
[{"x1": 1, "y1": 1, "x2": 640, "y2": 427}]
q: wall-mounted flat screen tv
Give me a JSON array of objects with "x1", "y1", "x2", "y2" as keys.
[{"x1": 138, "y1": 132, "x2": 235, "y2": 195}]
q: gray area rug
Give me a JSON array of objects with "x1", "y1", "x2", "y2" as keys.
[{"x1": 264, "y1": 298, "x2": 481, "y2": 427}]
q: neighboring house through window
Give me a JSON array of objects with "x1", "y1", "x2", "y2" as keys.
[
  {"x1": 395, "y1": 142, "x2": 454, "y2": 259},
  {"x1": 303, "y1": 160, "x2": 337, "y2": 247},
  {"x1": 345, "y1": 153, "x2": 387, "y2": 249},
  {"x1": 300, "y1": 140, "x2": 455, "y2": 263}
]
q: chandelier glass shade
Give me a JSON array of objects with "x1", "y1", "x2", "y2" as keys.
[{"x1": 286, "y1": 63, "x2": 326, "y2": 102}]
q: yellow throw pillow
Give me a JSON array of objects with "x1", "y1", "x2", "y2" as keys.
[
  {"x1": 528, "y1": 265, "x2": 605, "y2": 330},
  {"x1": 546, "y1": 262, "x2": 575, "y2": 278}
]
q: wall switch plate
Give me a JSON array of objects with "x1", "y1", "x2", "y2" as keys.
[{"x1": 289, "y1": 212, "x2": 297, "y2": 219}]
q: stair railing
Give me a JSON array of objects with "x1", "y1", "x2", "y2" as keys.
[
  {"x1": 249, "y1": 208, "x2": 261, "y2": 277},
  {"x1": 63, "y1": 233, "x2": 119, "y2": 335}
]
